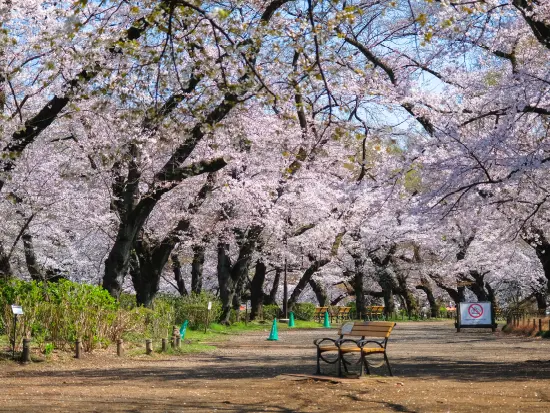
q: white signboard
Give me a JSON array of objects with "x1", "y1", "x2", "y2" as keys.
[
  {"x1": 460, "y1": 302, "x2": 492, "y2": 326},
  {"x1": 207, "y1": 301, "x2": 212, "y2": 311},
  {"x1": 10, "y1": 305, "x2": 23, "y2": 315},
  {"x1": 341, "y1": 322, "x2": 353, "y2": 334}
]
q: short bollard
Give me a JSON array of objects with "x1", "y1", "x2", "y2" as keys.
[
  {"x1": 539, "y1": 319, "x2": 542, "y2": 333},
  {"x1": 145, "y1": 339, "x2": 153, "y2": 355},
  {"x1": 533, "y1": 319, "x2": 536, "y2": 329},
  {"x1": 171, "y1": 336, "x2": 175, "y2": 349},
  {"x1": 162, "y1": 338, "x2": 167, "y2": 352},
  {"x1": 117, "y1": 339, "x2": 124, "y2": 357},
  {"x1": 21, "y1": 338, "x2": 31, "y2": 363},
  {"x1": 75, "y1": 339, "x2": 81, "y2": 359},
  {"x1": 175, "y1": 336, "x2": 181, "y2": 348}
]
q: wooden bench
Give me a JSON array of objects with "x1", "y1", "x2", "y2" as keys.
[
  {"x1": 365, "y1": 305, "x2": 385, "y2": 320},
  {"x1": 330, "y1": 306, "x2": 351, "y2": 322},
  {"x1": 314, "y1": 306, "x2": 329, "y2": 322},
  {"x1": 313, "y1": 321, "x2": 396, "y2": 377}
]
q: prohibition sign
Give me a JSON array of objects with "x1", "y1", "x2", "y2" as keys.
[{"x1": 468, "y1": 303, "x2": 483, "y2": 318}]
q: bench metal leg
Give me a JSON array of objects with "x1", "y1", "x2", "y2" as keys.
[
  {"x1": 316, "y1": 349, "x2": 321, "y2": 374},
  {"x1": 359, "y1": 356, "x2": 365, "y2": 377},
  {"x1": 384, "y1": 353, "x2": 393, "y2": 376},
  {"x1": 363, "y1": 354, "x2": 371, "y2": 375}
]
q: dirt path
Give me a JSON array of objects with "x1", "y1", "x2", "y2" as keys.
[{"x1": 2, "y1": 321, "x2": 550, "y2": 412}]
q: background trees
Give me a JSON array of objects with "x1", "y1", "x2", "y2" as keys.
[{"x1": 0, "y1": 0, "x2": 549, "y2": 317}]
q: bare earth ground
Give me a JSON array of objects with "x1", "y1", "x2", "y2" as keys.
[{"x1": 2, "y1": 321, "x2": 550, "y2": 412}]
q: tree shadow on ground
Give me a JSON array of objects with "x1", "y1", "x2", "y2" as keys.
[{"x1": 7, "y1": 351, "x2": 550, "y2": 384}]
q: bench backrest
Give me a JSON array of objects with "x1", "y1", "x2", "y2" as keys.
[
  {"x1": 337, "y1": 307, "x2": 351, "y2": 315},
  {"x1": 338, "y1": 321, "x2": 396, "y2": 339},
  {"x1": 366, "y1": 305, "x2": 385, "y2": 313},
  {"x1": 314, "y1": 306, "x2": 328, "y2": 314}
]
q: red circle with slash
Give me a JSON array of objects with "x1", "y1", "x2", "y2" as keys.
[{"x1": 468, "y1": 303, "x2": 484, "y2": 318}]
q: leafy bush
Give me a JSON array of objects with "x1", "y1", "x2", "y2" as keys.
[
  {"x1": 161, "y1": 292, "x2": 222, "y2": 329},
  {"x1": 293, "y1": 302, "x2": 316, "y2": 321},
  {"x1": 148, "y1": 297, "x2": 175, "y2": 338},
  {"x1": 263, "y1": 304, "x2": 280, "y2": 321},
  {"x1": 44, "y1": 343, "x2": 54, "y2": 356},
  {"x1": 0, "y1": 279, "x2": 118, "y2": 351}
]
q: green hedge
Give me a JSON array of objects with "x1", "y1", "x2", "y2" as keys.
[
  {"x1": 0, "y1": 279, "x2": 118, "y2": 351},
  {"x1": 263, "y1": 304, "x2": 281, "y2": 320},
  {"x1": 293, "y1": 302, "x2": 316, "y2": 321},
  {"x1": 0, "y1": 280, "x2": 178, "y2": 352},
  {"x1": 157, "y1": 292, "x2": 222, "y2": 329}
]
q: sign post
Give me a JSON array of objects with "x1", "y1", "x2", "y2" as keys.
[
  {"x1": 205, "y1": 301, "x2": 212, "y2": 333},
  {"x1": 456, "y1": 302, "x2": 496, "y2": 332},
  {"x1": 10, "y1": 305, "x2": 23, "y2": 359}
]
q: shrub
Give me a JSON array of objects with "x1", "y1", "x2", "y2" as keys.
[
  {"x1": 165, "y1": 292, "x2": 222, "y2": 329},
  {"x1": 293, "y1": 302, "x2": 316, "y2": 321},
  {"x1": 0, "y1": 279, "x2": 118, "y2": 351},
  {"x1": 263, "y1": 304, "x2": 280, "y2": 321}
]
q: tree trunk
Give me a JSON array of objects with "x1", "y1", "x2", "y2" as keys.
[
  {"x1": 308, "y1": 278, "x2": 328, "y2": 306},
  {"x1": 485, "y1": 282, "x2": 497, "y2": 309},
  {"x1": 351, "y1": 256, "x2": 366, "y2": 319},
  {"x1": 250, "y1": 260, "x2": 266, "y2": 321},
  {"x1": 331, "y1": 295, "x2": 347, "y2": 306},
  {"x1": 354, "y1": 271, "x2": 365, "y2": 319},
  {"x1": 394, "y1": 273, "x2": 417, "y2": 314},
  {"x1": 378, "y1": 269, "x2": 396, "y2": 315},
  {"x1": 416, "y1": 280, "x2": 438, "y2": 317},
  {"x1": 522, "y1": 229, "x2": 549, "y2": 311},
  {"x1": 217, "y1": 225, "x2": 263, "y2": 325},
  {"x1": 466, "y1": 270, "x2": 489, "y2": 301},
  {"x1": 265, "y1": 267, "x2": 281, "y2": 305},
  {"x1": 217, "y1": 241, "x2": 235, "y2": 324},
  {"x1": 535, "y1": 292, "x2": 547, "y2": 311},
  {"x1": 172, "y1": 254, "x2": 188, "y2": 296},
  {"x1": 287, "y1": 258, "x2": 330, "y2": 310},
  {"x1": 22, "y1": 231, "x2": 44, "y2": 281},
  {"x1": 232, "y1": 274, "x2": 247, "y2": 321},
  {"x1": 431, "y1": 274, "x2": 465, "y2": 305},
  {"x1": 105, "y1": 168, "x2": 220, "y2": 301},
  {"x1": 0, "y1": 240, "x2": 12, "y2": 279},
  {"x1": 191, "y1": 244, "x2": 205, "y2": 294}
]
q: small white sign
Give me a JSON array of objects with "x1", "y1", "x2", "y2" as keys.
[
  {"x1": 11, "y1": 305, "x2": 23, "y2": 315},
  {"x1": 207, "y1": 301, "x2": 212, "y2": 311},
  {"x1": 341, "y1": 322, "x2": 353, "y2": 334},
  {"x1": 460, "y1": 302, "x2": 492, "y2": 325}
]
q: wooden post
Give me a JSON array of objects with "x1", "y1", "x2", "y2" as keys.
[
  {"x1": 539, "y1": 319, "x2": 542, "y2": 333},
  {"x1": 145, "y1": 339, "x2": 152, "y2": 355},
  {"x1": 117, "y1": 339, "x2": 123, "y2": 356},
  {"x1": 533, "y1": 319, "x2": 536, "y2": 329},
  {"x1": 171, "y1": 336, "x2": 175, "y2": 349},
  {"x1": 75, "y1": 339, "x2": 81, "y2": 359},
  {"x1": 21, "y1": 338, "x2": 31, "y2": 363},
  {"x1": 175, "y1": 336, "x2": 181, "y2": 348},
  {"x1": 162, "y1": 338, "x2": 167, "y2": 352}
]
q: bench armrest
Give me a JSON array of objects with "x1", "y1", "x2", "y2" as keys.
[
  {"x1": 335, "y1": 338, "x2": 362, "y2": 348},
  {"x1": 313, "y1": 338, "x2": 338, "y2": 347},
  {"x1": 357, "y1": 339, "x2": 384, "y2": 349}
]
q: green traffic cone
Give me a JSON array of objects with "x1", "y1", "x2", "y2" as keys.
[
  {"x1": 180, "y1": 320, "x2": 189, "y2": 339},
  {"x1": 323, "y1": 311, "x2": 331, "y2": 328},
  {"x1": 288, "y1": 312, "x2": 295, "y2": 328},
  {"x1": 267, "y1": 318, "x2": 279, "y2": 341}
]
